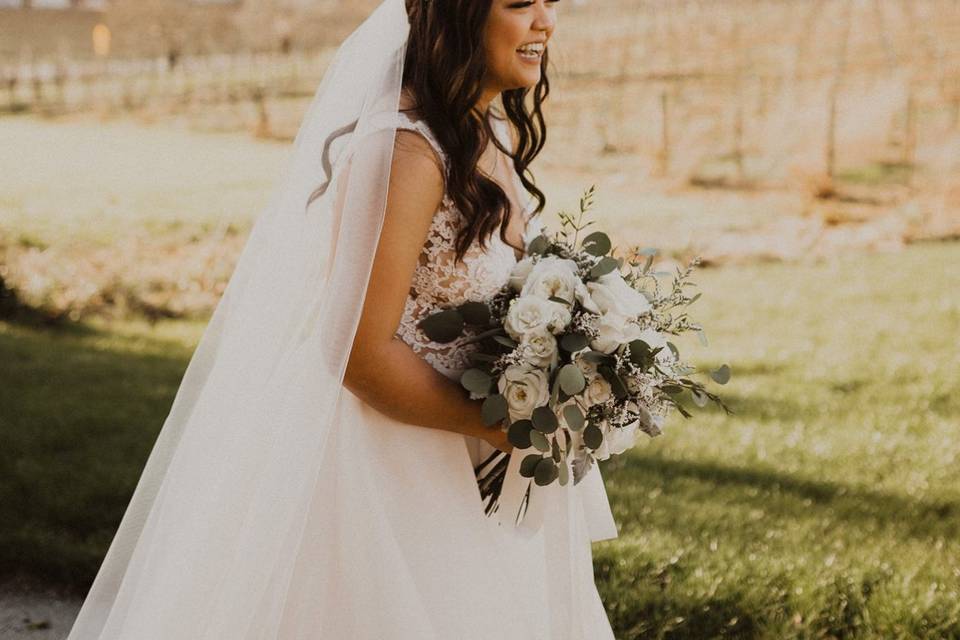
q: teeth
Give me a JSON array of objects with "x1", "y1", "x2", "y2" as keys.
[{"x1": 517, "y1": 42, "x2": 545, "y2": 55}]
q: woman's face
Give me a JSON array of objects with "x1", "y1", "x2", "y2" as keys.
[{"x1": 481, "y1": 0, "x2": 558, "y2": 92}]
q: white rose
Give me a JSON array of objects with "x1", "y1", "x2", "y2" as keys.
[
  {"x1": 582, "y1": 374, "x2": 612, "y2": 406},
  {"x1": 504, "y1": 295, "x2": 572, "y2": 340},
  {"x1": 497, "y1": 364, "x2": 550, "y2": 421},
  {"x1": 586, "y1": 271, "x2": 652, "y2": 318},
  {"x1": 520, "y1": 256, "x2": 581, "y2": 307},
  {"x1": 590, "y1": 312, "x2": 644, "y2": 354},
  {"x1": 519, "y1": 328, "x2": 560, "y2": 370},
  {"x1": 508, "y1": 257, "x2": 536, "y2": 292}
]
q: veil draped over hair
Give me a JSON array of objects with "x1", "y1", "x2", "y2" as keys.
[
  {"x1": 67, "y1": 1, "x2": 416, "y2": 637},
  {"x1": 67, "y1": 1, "x2": 621, "y2": 637}
]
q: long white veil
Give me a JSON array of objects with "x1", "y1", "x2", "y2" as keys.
[{"x1": 66, "y1": 1, "x2": 411, "y2": 637}]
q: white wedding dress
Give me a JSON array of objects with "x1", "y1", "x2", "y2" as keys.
[{"x1": 266, "y1": 111, "x2": 619, "y2": 639}]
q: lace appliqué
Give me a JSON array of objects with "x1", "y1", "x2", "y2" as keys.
[{"x1": 391, "y1": 113, "x2": 535, "y2": 381}]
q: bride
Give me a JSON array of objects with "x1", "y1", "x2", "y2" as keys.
[{"x1": 66, "y1": 0, "x2": 619, "y2": 638}]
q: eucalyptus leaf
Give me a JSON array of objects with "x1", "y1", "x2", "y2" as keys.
[
  {"x1": 534, "y1": 458, "x2": 559, "y2": 486},
  {"x1": 557, "y1": 364, "x2": 586, "y2": 395},
  {"x1": 507, "y1": 420, "x2": 534, "y2": 449},
  {"x1": 558, "y1": 460, "x2": 569, "y2": 486},
  {"x1": 460, "y1": 368, "x2": 492, "y2": 396},
  {"x1": 589, "y1": 256, "x2": 619, "y2": 279},
  {"x1": 493, "y1": 335, "x2": 518, "y2": 349},
  {"x1": 660, "y1": 384, "x2": 684, "y2": 395},
  {"x1": 583, "y1": 423, "x2": 604, "y2": 450},
  {"x1": 530, "y1": 429, "x2": 551, "y2": 452},
  {"x1": 531, "y1": 406, "x2": 559, "y2": 434},
  {"x1": 417, "y1": 309, "x2": 464, "y2": 343},
  {"x1": 691, "y1": 388, "x2": 709, "y2": 408},
  {"x1": 480, "y1": 394, "x2": 508, "y2": 426},
  {"x1": 581, "y1": 231, "x2": 612, "y2": 257},
  {"x1": 628, "y1": 339, "x2": 651, "y2": 366},
  {"x1": 710, "y1": 364, "x2": 731, "y2": 385},
  {"x1": 560, "y1": 333, "x2": 589, "y2": 352},
  {"x1": 598, "y1": 365, "x2": 628, "y2": 400},
  {"x1": 562, "y1": 405, "x2": 585, "y2": 431},
  {"x1": 458, "y1": 301, "x2": 491, "y2": 325},
  {"x1": 548, "y1": 295, "x2": 571, "y2": 305},
  {"x1": 528, "y1": 235, "x2": 550, "y2": 255},
  {"x1": 519, "y1": 454, "x2": 542, "y2": 478}
]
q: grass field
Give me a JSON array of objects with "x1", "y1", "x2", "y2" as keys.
[{"x1": 2, "y1": 240, "x2": 957, "y2": 638}]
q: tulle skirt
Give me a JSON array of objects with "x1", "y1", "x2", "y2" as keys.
[{"x1": 271, "y1": 386, "x2": 617, "y2": 639}]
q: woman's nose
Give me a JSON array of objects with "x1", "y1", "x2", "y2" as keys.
[{"x1": 532, "y1": 1, "x2": 556, "y2": 32}]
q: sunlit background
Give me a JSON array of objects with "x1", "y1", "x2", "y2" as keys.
[{"x1": 1, "y1": 1, "x2": 958, "y2": 638}]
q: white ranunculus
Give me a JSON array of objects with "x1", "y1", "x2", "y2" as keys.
[
  {"x1": 586, "y1": 271, "x2": 652, "y2": 318},
  {"x1": 582, "y1": 374, "x2": 612, "y2": 406},
  {"x1": 519, "y1": 327, "x2": 559, "y2": 370},
  {"x1": 520, "y1": 256, "x2": 581, "y2": 307},
  {"x1": 504, "y1": 295, "x2": 572, "y2": 340},
  {"x1": 497, "y1": 364, "x2": 550, "y2": 421},
  {"x1": 636, "y1": 327, "x2": 676, "y2": 363},
  {"x1": 590, "y1": 312, "x2": 645, "y2": 354},
  {"x1": 508, "y1": 256, "x2": 536, "y2": 292}
]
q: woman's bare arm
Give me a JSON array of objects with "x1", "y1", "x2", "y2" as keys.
[{"x1": 343, "y1": 129, "x2": 511, "y2": 452}]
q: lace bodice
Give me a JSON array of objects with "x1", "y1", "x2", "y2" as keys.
[{"x1": 390, "y1": 112, "x2": 543, "y2": 380}]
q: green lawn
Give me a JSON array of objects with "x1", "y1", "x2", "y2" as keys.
[{"x1": 1, "y1": 241, "x2": 958, "y2": 638}]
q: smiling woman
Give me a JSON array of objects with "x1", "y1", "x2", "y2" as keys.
[{"x1": 62, "y1": 0, "x2": 618, "y2": 639}]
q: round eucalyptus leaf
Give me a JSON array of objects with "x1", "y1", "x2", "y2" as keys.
[
  {"x1": 493, "y1": 335, "x2": 518, "y2": 349},
  {"x1": 589, "y1": 256, "x2": 619, "y2": 279},
  {"x1": 528, "y1": 235, "x2": 550, "y2": 255},
  {"x1": 710, "y1": 364, "x2": 731, "y2": 385},
  {"x1": 417, "y1": 309, "x2": 464, "y2": 343},
  {"x1": 557, "y1": 364, "x2": 586, "y2": 395},
  {"x1": 534, "y1": 458, "x2": 559, "y2": 486},
  {"x1": 583, "y1": 423, "x2": 604, "y2": 450},
  {"x1": 480, "y1": 394, "x2": 508, "y2": 426},
  {"x1": 507, "y1": 420, "x2": 534, "y2": 449},
  {"x1": 581, "y1": 231, "x2": 612, "y2": 257},
  {"x1": 562, "y1": 405, "x2": 585, "y2": 431},
  {"x1": 460, "y1": 368, "x2": 493, "y2": 396},
  {"x1": 531, "y1": 406, "x2": 559, "y2": 434},
  {"x1": 560, "y1": 333, "x2": 589, "y2": 353},
  {"x1": 458, "y1": 301, "x2": 491, "y2": 326},
  {"x1": 519, "y1": 454, "x2": 542, "y2": 478},
  {"x1": 530, "y1": 429, "x2": 551, "y2": 452}
]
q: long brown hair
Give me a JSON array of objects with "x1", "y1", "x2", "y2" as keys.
[{"x1": 403, "y1": 0, "x2": 549, "y2": 264}]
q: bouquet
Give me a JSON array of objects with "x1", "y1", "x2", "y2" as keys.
[{"x1": 418, "y1": 186, "x2": 733, "y2": 523}]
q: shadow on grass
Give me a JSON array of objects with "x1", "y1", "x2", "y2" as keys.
[
  {"x1": 609, "y1": 455, "x2": 960, "y2": 542},
  {"x1": 0, "y1": 322, "x2": 192, "y2": 591}
]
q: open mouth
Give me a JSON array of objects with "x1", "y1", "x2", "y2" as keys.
[{"x1": 516, "y1": 42, "x2": 545, "y2": 60}]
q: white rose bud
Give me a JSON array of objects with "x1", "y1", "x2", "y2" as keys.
[
  {"x1": 497, "y1": 364, "x2": 550, "y2": 421},
  {"x1": 582, "y1": 374, "x2": 613, "y2": 406},
  {"x1": 518, "y1": 327, "x2": 560, "y2": 370}
]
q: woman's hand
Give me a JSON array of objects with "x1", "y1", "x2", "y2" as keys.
[{"x1": 484, "y1": 423, "x2": 514, "y2": 454}]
